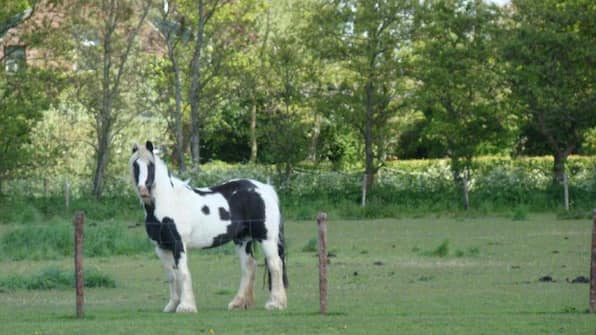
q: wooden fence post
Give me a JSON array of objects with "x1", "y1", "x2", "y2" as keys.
[
  {"x1": 317, "y1": 212, "x2": 328, "y2": 315},
  {"x1": 590, "y1": 209, "x2": 596, "y2": 313},
  {"x1": 73, "y1": 211, "x2": 85, "y2": 318}
]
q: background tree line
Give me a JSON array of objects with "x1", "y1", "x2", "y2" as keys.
[{"x1": 0, "y1": 0, "x2": 594, "y2": 207}]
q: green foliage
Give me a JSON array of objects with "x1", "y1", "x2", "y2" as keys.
[
  {"x1": 0, "y1": 0, "x2": 31, "y2": 28},
  {"x1": 429, "y1": 239, "x2": 450, "y2": 257},
  {"x1": 305, "y1": 0, "x2": 416, "y2": 178},
  {"x1": 2, "y1": 155, "x2": 594, "y2": 224},
  {"x1": 412, "y1": 0, "x2": 510, "y2": 205},
  {"x1": 0, "y1": 68, "x2": 61, "y2": 191},
  {"x1": 502, "y1": 0, "x2": 596, "y2": 181},
  {"x1": 0, "y1": 266, "x2": 115, "y2": 290},
  {"x1": 581, "y1": 128, "x2": 596, "y2": 155},
  {"x1": 301, "y1": 237, "x2": 317, "y2": 253},
  {"x1": 510, "y1": 205, "x2": 529, "y2": 221},
  {"x1": 2, "y1": 0, "x2": 596, "y2": 207}
]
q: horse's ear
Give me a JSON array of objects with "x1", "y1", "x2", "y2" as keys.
[
  {"x1": 132, "y1": 144, "x2": 138, "y2": 153},
  {"x1": 145, "y1": 141, "x2": 154, "y2": 153}
]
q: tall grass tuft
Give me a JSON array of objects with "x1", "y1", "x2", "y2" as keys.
[
  {"x1": 429, "y1": 240, "x2": 450, "y2": 257},
  {"x1": 511, "y1": 205, "x2": 529, "y2": 221},
  {"x1": 301, "y1": 238, "x2": 318, "y2": 252}
]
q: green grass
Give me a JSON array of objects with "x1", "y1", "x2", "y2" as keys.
[
  {"x1": 0, "y1": 266, "x2": 116, "y2": 290},
  {"x1": 0, "y1": 214, "x2": 593, "y2": 334}
]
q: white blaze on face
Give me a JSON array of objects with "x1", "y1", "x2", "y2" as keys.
[
  {"x1": 137, "y1": 160, "x2": 152, "y2": 198},
  {"x1": 130, "y1": 146, "x2": 155, "y2": 200}
]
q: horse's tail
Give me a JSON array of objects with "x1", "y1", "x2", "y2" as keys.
[
  {"x1": 266, "y1": 217, "x2": 289, "y2": 291},
  {"x1": 279, "y1": 218, "x2": 289, "y2": 288}
]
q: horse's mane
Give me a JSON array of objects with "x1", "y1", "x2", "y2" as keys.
[{"x1": 170, "y1": 175, "x2": 190, "y2": 187}]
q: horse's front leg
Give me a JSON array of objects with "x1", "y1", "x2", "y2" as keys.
[
  {"x1": 155, "y1": 247, "x2": 180, "y2": 312},
  {"x1": 174, "y1": 250, "x2": 197, "y2": 313}
]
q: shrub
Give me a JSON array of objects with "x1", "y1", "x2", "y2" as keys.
[
  {"x1": 302, "y1": 238, "x2": 317, "y2": 252},
  {"x1": 429, "y1": 240, "x2": 450, "y2": 257},
  {"x1": 2, "y1": 155, "x2": 595, "y2": 220},
  {"x1": 511, "y1": 205, "x2": 529, "y2": 221}
]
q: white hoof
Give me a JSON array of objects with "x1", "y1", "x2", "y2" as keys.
[
  {"x1": 265, "y1": 300, "x2": 287, "y2": 310},
  {"x1": 228, "y1": 295, "x2": 255, "y2": 310},
  {"x1": 163, "y1": 300, "x2": 179, "y2": 313},
  {"x1": 176, "y1": 302, "x2": 197, "y2": 313}
]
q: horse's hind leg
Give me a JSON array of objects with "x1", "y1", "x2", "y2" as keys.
[
  {"x1": 262, "y1": 240, "x2": 287, "y2": 310},
  {"x1": 228, "y1": 241, "x2": 256, "y2": 310},
  {"x1": 155, "y1": 247, "x2": 179, "y2": 312}
]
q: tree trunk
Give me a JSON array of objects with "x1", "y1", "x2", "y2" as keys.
[
  {"x1": 364, "y1": 81, "x2": 375, "y2": 193},
  {"x1": 308, "y1": 113, "x2": 321, "y2": 162},
  {"x1": 249, "y1": 6, "x2": 269, "y2": 164},
  {"x1": 450, "y1": 157, "x2": 470, "y2": 210},
  {"x1": 92, "y1": 126, "x2": 110, "y2": 198},
  {"x1": 168, "y1": 35, "x2": 185, "y2": 173},
  {"x1": 462, "y1": 168, "x2": 470, "y2": 210},
  {"x1": 0, "y1": 163, "x2": 3, "y2": 196},
  {"x1": 189, "y1": 0, "x2": 205, "y2": 169},
  {"x1": 553, "y1": 150, "x2": 568, "y2": 185},
  {"x1": 250, "y1": 102, "x2": 258, "y2": 163},
  {"x1": 89, "y1": 0, "x2": 149, "y2": 198},
  {"x1": 93, "y1": 10, "x2": 114, "y2": 199}
]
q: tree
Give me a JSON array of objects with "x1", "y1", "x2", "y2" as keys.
[
  {"x1": 306, "y1": 0, "x2": 416, "y2": 193},
  {"x1": 0, "y1": 1, "x2": 34, "y2": 39},
  {"x1": 502, "y1": 0, "x2": 596, "y2": 183},
  {"x1": 0, "y1": 68, "x2": 60, "y2": 194},
  {"x1": 156, "y1": 0, "x2": 261, "y2": 169},
  {"x1": 158, "y1": 0, "x2": 189, "y2": 173},
  {"x1": 231, "y1": 0, "x2": 271, "y2": 164},
  {"x1": 0, "y1": 0, "x2": 63, "y2": 194},
  {"x1": 261, "y1": 34, "x2": 310, "y2": 183},
  {"x1": 412, "y1": 0, "x2": 508, "y2": 209},
  {"x1": 55, "y1": 0, "x2": 152, "y2": 198}
]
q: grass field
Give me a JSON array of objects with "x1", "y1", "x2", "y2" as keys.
[{"x1": 0, "y1": 214, "x2": 594, "y2": 334}]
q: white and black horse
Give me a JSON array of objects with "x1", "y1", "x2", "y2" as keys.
[{"x1": 130, "y1": 141, "x2": 287, "y2": 312}]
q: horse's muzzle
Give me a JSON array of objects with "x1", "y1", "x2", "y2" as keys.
[{"x1": 138, "y1": 185, "x2": 151, "y2": 199}]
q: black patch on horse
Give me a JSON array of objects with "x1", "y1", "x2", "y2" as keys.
[
  {"x1": 201, "y1": 180, "x2": 268, "y2": 249},
  {"x1": 144, "y1": 203, "x2": 185, "y2": 266},
  {"x1": 192, "y1": 179, "x2": 257, "y2": 199},
  {"x1": 219, "y1": 207, "x2": 231, "y2": 220},
  {"x1": 146, "y1": 161, "x2": 155, "y2": 190},
  {"x1": 133, "y1": 161, "x2": 140, "y2": 184},
  {"x1": 245, "y1": 241, "x2": 254, "y2": 255},
  {"x1": 201, "y1": 205, "x2": 210, "y2": 215}
]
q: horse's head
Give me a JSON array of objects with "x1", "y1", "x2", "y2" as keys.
[{"x1": 130, "y1": 141, "x2": 156, "y2": 204}]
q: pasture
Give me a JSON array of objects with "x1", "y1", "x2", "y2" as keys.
[{"x1": 0, "y1": 214, "x2": 594, "y2": 334}]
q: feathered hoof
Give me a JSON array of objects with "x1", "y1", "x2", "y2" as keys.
[
  {"x1": 265, "y1": 299, "x2": 287, "y2": 310},
  {"x1": 176, "y1": 302, "x2": 197, "y2": 313},
  {"x1": 228, "y1": 295, "x2": 255, "y2": 310},
  {"x1": 163, "y1": 300, "x2": 179, "y2": 313}
]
